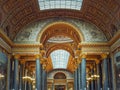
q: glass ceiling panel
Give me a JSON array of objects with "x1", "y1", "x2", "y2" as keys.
[
  {"x1": 50, "y1": 50, "x2": 70, "y2": 69},
  {"x1": 38, "y1": 0, "x2": 83, "y2": 10}
]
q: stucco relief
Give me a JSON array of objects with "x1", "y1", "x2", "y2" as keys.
[{"x1": 14, "y1": 18, "x2": 107, "y2": 43}]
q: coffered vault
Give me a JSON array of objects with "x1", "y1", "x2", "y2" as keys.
[{"x1": 0, "y1": 0, "x2": 119, "y2": 41}]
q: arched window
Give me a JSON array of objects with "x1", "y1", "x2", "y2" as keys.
[{"x1": 54, "y1": 72, "x2": 66, "y2": 79}]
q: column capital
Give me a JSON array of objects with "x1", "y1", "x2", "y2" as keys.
[
  {"x1": 81, "y1": 54, "x2": 87, "y2": 58},
  {"x1": 41, "y1": 58, "x2": 47, "y2": 64},
  {"x1": 35, "y1": 54, "x2": 42, "y2": 59},
  {"x1": 14, "y1": 54, "x2": 20, "y2": 59},
  {"x1": 42, "y1": 64, "x2": 47, "y2": 70},
  {"x1": 95, "y1": 60, "x2": 100, "y2": 64},
  {"x1": 101, "y1": 53, "x2": 108, "y2": 59},
  {"x1": 20, "y1": 60, "x2": 26, "y2": 64}
]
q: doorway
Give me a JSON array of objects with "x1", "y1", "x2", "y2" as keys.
[{"x1": 55, "y1": 85, "x2": 65, "y2": 90}]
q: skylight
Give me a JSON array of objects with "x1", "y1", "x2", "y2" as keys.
[
  {"x1": 38, "y1": 0, "x2": 83, "y2": 10},
  {"x1": 50, "y1": 50, "x2": 70, "y2": 69}
]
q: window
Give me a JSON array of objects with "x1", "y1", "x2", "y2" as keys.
[
  {"x1": 50, "y1": 50, "x2": 70, "y2": 69},
  {"x1": 38, "y1": 0, "x2": 83, "y2": 10}
]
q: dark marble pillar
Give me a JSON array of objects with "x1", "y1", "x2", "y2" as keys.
[
  {"x1": 42, "y1": 69, "x2": 47, "y2": 90},
  {"x1": 10, "y1": 59, "x2": 14, "y2": 89},
  {"x1": 78, "y1": 63, "x2": 81, "y2": 90},
  {"x1": 6, "y1": 55, "x2": 11, "y2": 90},
  {"x1": 19, "y1": 64, "x2": 23, "y2": 90},
  {"x1": 74, "y1": 69, "x2": 78, "y2": 90},
  {"x1": 107, "y1": 58, "x2": 113, "y2": 90},
  {"x1": 45, "y1": 71, "x2": 47, "y2": 90},
  {"x1": 13, "y1": 55, "x2": 19, "y2": 90},
  {"x1": 91, "y1": 69, "x2": 94, "y2": 90},
  {"x1": 36, "y1": 55, "x2": 42, "y2": 90},
  {"x1": 81, "y1": 55, "x2": 86, "y2": 90},
  {"x1": 96, "y1": 62, "x2": 101, "y2": 90},
  {"x1": 101, "y1": 54, "x2": 109, "y2": 90}
]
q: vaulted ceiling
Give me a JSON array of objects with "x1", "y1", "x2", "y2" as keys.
[{"x1": 0, "y1": 0, "x2": 120, "y2": 41}]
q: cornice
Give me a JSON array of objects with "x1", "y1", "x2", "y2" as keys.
[
  {"x1": 0, "y1": 28, "x2": 13, "y2": 46},
  {"x1": 79, "y1": 42, "x2": 109, "y2": 47},
  {"x1": 12, "y1": 43, "x2": 41, "y2": 48},
  {"x1": 0, "y1": 38, "x2": 12, "y2": 53},
  {"x1": 108, "y1": 30, "x2": 120, "y2": 46}
]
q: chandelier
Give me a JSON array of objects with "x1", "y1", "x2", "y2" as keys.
[
  {"x1": 0, "y1": 73, "x2": 4, "y2": 79},
  {"x1": 22, "y1": 76, "x2": 35, "y2": 82},
  {"x1": 87, "y1": 74, "x2": 100, "y2": 81}
]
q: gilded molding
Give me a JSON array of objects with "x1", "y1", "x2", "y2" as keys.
[
  {"x1": 101, "y1": 53, "x2": 108, "y2": 59},
  {"x1": 0, "y1": 29, "x2": 13, "y2": 46},
  {"x1": 14, "y1": 54, "x2": 20, "y2": 59},
  {"x1": 80, "y1": 53, "x2": 87, "y2": 58},
  {"x1": 110, "y1": 38, "x2": 120, "y2": 53},
  {"x1": 0, "y1": 37, "x2": 12, "y2": 53},
  {"x1": 35, "y1": 54, "x2": 41, "y2": 59},
  {"x1": 108, "y1": 30, "x2": 120, "y2": 46}
]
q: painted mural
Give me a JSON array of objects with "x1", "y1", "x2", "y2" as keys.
[
  {"x1": 14, "y1": 18, "x2": 107, "y2": 43},
  {"x1": 0, "y1": 52, "x2": 8, "y2": 90}
]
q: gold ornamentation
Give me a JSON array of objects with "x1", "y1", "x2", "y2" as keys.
[
  {"x1": 101, "y1": 53, "x2": 108, "y2": 59},
  {"x1": 81, "y1": 54, "x2": 87, "y2": 58},
  {"x1": 14, "y1": 54, "x2": 20, "y2": 59}
]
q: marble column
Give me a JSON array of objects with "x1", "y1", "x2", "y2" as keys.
[
  {"x1": 96, "y1": 62, "x2": 101, "y2": 90},
  {"x1": 81, "y1": 54, "x2": 86, "y2": 90},
  {"x1": 42, "y1": 69, "x2": 47, "y2": 90},
  {"x1": 74, "y1": 69, "x2": 78, "y2": 90},
  {"x1": 101, "y1": 54, "x2": 109, "y2": 90},
  {"x1": 35, "y1": 55, "x2": 42, "y2": 90},
  {"x1": 19, "y1": 63, "x2": 23, "y2": 90},
  {"x1": 6, "y1": 55, "x2": 11, "y2": 90},
  {"x1": 45, "y1": 71, "x2": 47, "y2": 90},
  {"x1": 78, "y1": 63, "x2": 81, "y2": 90},
  {"x1": 13, "y1": 55, "x2": 20, "y2": 90},
  {"x1": 10, "y1": 59, "x2": 14, "y2": 89},
  {"x1": 107, "y1": 58, "x2": 113, "y2": 89},
  {"x1": 91, "y1": 68, "x2": 94, "y2": 90}
]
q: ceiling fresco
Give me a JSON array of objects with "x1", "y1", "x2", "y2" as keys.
[
  {"x1": 14, "y1": 18, "x2": 107, "y2": 43},
  {"x1": 0, "y1": 0, "x2": 119, "y2": 40}
]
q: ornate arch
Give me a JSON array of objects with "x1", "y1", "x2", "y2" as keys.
[
  {"x1": 37, "y1": 21, "x2": 84, "y2": 43},
  {"x1": 46, "y1": 44, "x2": 74, "y2": 57}
]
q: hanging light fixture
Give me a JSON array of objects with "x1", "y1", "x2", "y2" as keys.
[
  {"x1": 86, "y1": 62, "x2": 100, "y2": 81},
  {"x1": 22, "y1": 76, "x2": 35, "y2": 82},
  {"x1": 0, "y1": 73, "x2": 4, "y2": 79}
]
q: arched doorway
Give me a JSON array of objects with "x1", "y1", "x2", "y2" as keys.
[
  {"x1": 47, "y1": 70, "x2": 74, "y2": 90},
  {"x1": 54, "y1": 73, "x2": 66, "y2": 90}
]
